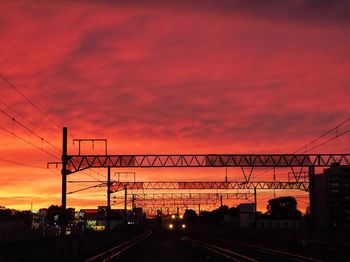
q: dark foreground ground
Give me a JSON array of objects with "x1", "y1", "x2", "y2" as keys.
[
  {"x1": 102, "y1": 226, "x2": 350, "y2": 262},
  {"x1": 2, "y1": 224, "x2": 350, "y2": 262},
  {"x1": 116, "y1": 231, "x2": 208, "y2": 262}
]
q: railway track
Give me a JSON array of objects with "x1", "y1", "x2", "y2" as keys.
[
  {"x1": 180, "y1": 236, "x2": 258, "y2": 262},
  {"x1": 179, "y1": 235, "x2": 323, "y2": 262},
  {"x1": 85, "y1": 229, "x2": 152, "y2": 262}
]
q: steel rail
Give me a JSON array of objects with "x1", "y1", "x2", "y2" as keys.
[
  {"x1": 85, "y1": 229, "x2": 152, "y2": 262},
  {"x1": 180, "y1": 236, "x2": 258, "y2": 262},
  {"x1": 201, "y1": 235, "x2": 323, "y2": 262}
]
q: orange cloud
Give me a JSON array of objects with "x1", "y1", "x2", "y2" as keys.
[{"x1": 0, "y1": 0, "x2": 349, "y2": 212}]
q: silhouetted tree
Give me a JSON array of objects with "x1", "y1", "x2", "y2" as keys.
[
  {"x1": 45, "y1": 205, "x2": 62, "y2": 226},
  {"x1": 199, "y1": 211, "x2": 213, "y2": 224},
  {"x1": 0, "y1": 208, "x2": 13, "y2": 221},
  {"x1": 303, "y1": 206, "x2": 311, "y2": 221},
  {"x1": 226, "y1": 206, "x2": 239, "y2": 217},
  {"x1": 184, "y1": 209, "x2": 198, "y2": 223},
  {"x1": 45, "y1": 205, "x2": 75, "y2": 226},
  {"x1": 267, "y1": 196, "x2": 302, "y2": 219},
  {"x1": 199, "y1": 205, "x2": 231, "y2": 225},
  {"x1": 218, "y1": 205, "x2": 229, "y2": 213}
]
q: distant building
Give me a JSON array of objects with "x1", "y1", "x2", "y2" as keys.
[
  {"x1": 81, "y1": 207, "x2": 145, "y2": 230},
  {"x1": 223, "y1": 203, "x2": 255, "y2": 227},
  {"x1": 311, "y1": 162, "x2": 350, "y2": 229},
  {"x1": 238, "y1": 203, "x2": 255, "y2": 227}
]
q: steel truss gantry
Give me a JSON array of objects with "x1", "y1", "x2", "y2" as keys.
[
  {"x1": 135, "y1": 199, "x2": 221, "y2": 206},
  {"x1": 115, "y1": 193, "x2": 253, "y2": 201},
  {"x1": 122, "y1": 193, "x2": 253, "y2": 208},
  {"x1": 65, "y1": 154, "x2": 350, "y2": 173},
  {"x1": 111, "y1": 181, "x2": 309, "y2": 192},
  {"x1": 54, "y1": 128, "x2": 350, "y2": 233}
]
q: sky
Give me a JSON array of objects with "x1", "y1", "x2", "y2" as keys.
[{"x1": 0, "y1": 0, "x2": 349, "y2": 213}]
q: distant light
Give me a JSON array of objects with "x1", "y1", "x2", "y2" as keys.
[
  {"x1": 171, "y1": 215, "x2": 176, "y2": 219},
  {"x1": 182, "y1": 224, "x2": 186, "y2": 228},
  {"x1": 169, "y1": 224, "x2": 173, "y2": 229},
  {"x1": 179, "y1": 215, "x2": 183, "y2": 219}
]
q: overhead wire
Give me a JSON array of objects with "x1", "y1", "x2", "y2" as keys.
[
  {"x1": 0, "y1": 125, "x2": 60, "y2": 160},
  {"x1": 251, "y1": 117, "x2": 350, "y2": 180},
  {"x1": 0, "y1": 73, "x2": 62, "y2": 130},
  {"x1": 0, "y1": 72, "x2": 75, "y2": 142},
  {"x1": 80, "y1": 170, "x2": 105, "y2": 182},
  {"x1": 0, "y1": 100, "x2": 61, "y2": 142},
  {"x1": 293, "y1": 117, "x2": 350, "y2": 153},
  {"x1": 67, "y1": 183, "x2": 105, "y2": 195},
  {"x1": 0, "y1": 156, "x2": 49, "y2": 169},
  {"x1": 0, "y1": 108, "x2": 61, "y2": 153},
  {"x1": 300, "y1": 129, "x2": 350, "y2": 153},
  {"x1": 0, "y1": 73, "x2": 109, "y2": 200}
]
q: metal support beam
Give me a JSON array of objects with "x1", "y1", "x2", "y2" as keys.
[
  {"x1": 61, "y1": 127, "x2": 67, "y2": 236},
  {"x1": 111, "y1": 181, "x2": 310, "y2": 192},
  {"x1": 308, "y1": 165, "x2": 315, "y2": 225},
  {"x1": 106, "y1": 166, "x2": 111, "y2": 231},
  {"x1": 115, "y1": 193, "x2": 253, "y2": 200},
  {"x1": 124, "y1": 185, "x2": 127, "y2": 226},
  {"x1": 66, "y1": 154, "x2": 350, "y2": 173},
  {"x1": 254, "y1": 187, "x2": 257, "y2": 214}
]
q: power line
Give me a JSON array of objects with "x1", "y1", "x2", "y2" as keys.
[
  {"x1": 0, "y1": 125, "x2": 59, "y2": 160},
  {"x1": 0, "y1": 100, "x2": 60, "y2": 141},
  {"x1": 293, "y1": 117, "x2": 350, "y2": 153},
  {"x1": 81, "y1": 170, "x2": 105, "y2": 182},
  {"x1": 90, "y1": 168, "x2": 107, "y2": 179},
  {"x1": 67, "y1": 183, "x2": 105, "y2": 195},
  {"x1": 251, "y1": 117, "x2": 350, "y2": 180},
  {"x1": 303, "y1": 129, "x2": 350, "y2": 153},
  {"x1": 0, "y1": 108, "x2": 61, "y2": 153},
  {"x1": 0, "y1": 157, "x2": 47, "y2": 169},
  {"x1": 0, "y1": 73, "x2": 62, "y2": 130}
]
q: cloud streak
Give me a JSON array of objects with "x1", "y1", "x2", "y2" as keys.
[{"x1": 0, "y1": 0, "x2": 349, "y2": 211}]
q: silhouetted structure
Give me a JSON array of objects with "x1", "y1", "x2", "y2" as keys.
[{"x1": 311, "y1": 162, "x2": 350, "y2": 229}]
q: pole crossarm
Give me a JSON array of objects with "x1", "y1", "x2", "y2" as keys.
[
  {"x1": 66, "y1": 154, "x2": 350, "y2": 173},
  {"x1": 111, "y1": 181, "x2": 309, "y2": 192}
]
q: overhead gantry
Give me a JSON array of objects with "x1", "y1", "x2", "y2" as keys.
[
  {"x1": 50, "y1": 128, "x2": 350, "y2": 233},
  {"x1": 110, "y1": 181, "x2": 309, "y2": 192},
  {"x1": 115, "y1": 193, "x2": 255, "y2": 216}
]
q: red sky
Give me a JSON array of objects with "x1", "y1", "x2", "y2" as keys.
[{"x1": 0, "y1": 0, "x2": 349, "y2": 213}]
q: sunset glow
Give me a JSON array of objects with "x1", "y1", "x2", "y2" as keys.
[{"x1": 0, "y1": 0, "x2": 349, "y2": 213}]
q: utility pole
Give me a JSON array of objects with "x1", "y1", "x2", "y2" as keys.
[
  {"x1": 106, "y1": 166, "x2": 111, "y2": 231},
  {"x1": 124, "y1": 185, "x2": 127, "y2": 226},
  {"x1": 220, "y1": 194, "x2": 223, "y2": 207},
  {"x1": 308, "y1": 165, "x2": 315, "y2": 224},
  {"x1": 132, "y1": 194, "x2": 135, "y2": 224},
  {"x1": 254, "y1": 187, "x2": 257, "y2": 214},
  {"x1": 132, "y1": 194, "x2": 135, "y2": 209},
  {"x1": 61, "y1": 127, "x2": 68, "y2": 236}
]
